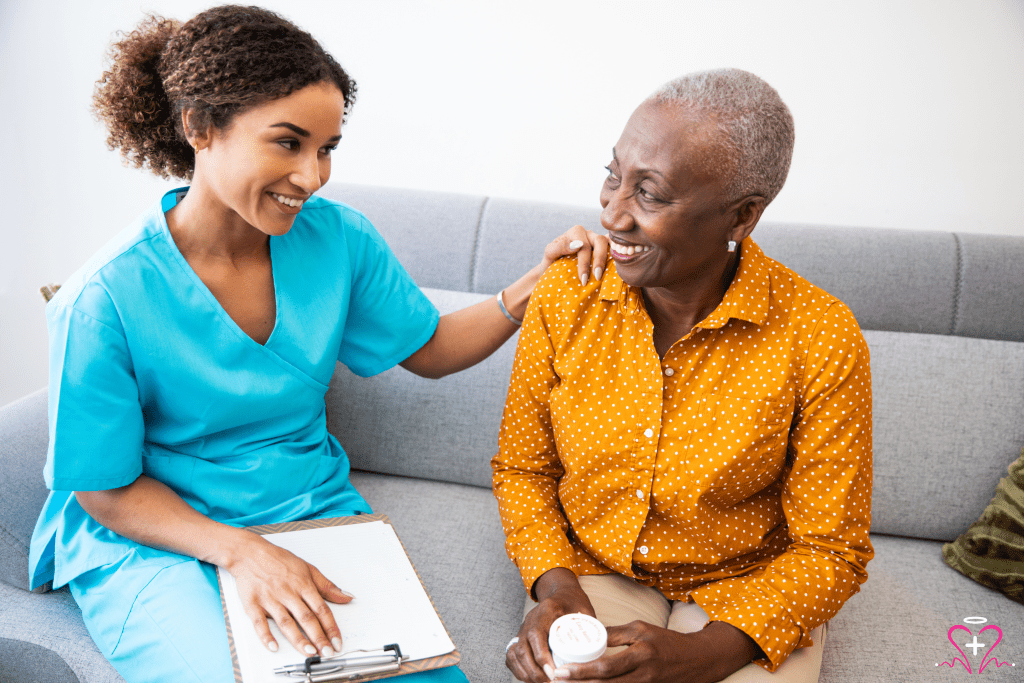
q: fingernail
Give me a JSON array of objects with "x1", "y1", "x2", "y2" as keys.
[
  {"x1": 339, "y1": 590, "x2": 355, "y2": 599},
  {"x1": 322, "y1": 645, "x2": 335, "y2": 658},
  {"x1": 268, "y1": 641, "x2": 279, "y2": 652},
  {"x1": 594, "y1": 266, "x2": 603, "y2": 281},
  {"x1": 332, "y1": 637, "x2": 342, "y2": 651},
  {"x1": 569, "y1": 240, "x2": 584, "y2": 250},
  {"x1": 305, "y1": 644, "x2": 317, "y2": 655},
  {"x1": 543, "y1": 664, "x2": 554, "y2": 679},
  {"x1": 580, "y1": 271, "x2": 589, "y2": 287},
  {"x1": 552, "y1": 668, "x2": 571, "y2": 679}
]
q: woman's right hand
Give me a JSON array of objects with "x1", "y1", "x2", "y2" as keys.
[
  {"x1": 225, "y1": 531, "x2": 353, "y2": 658},
  {"x1": 75, "y1": 476, "x2": 352, "y2": 658},
  {"x1": 506, "y1": 568, "x2": 595, "y2": 683},
  {"x1": 76, "y1": 476, "x2": 351, "y2": 658}
]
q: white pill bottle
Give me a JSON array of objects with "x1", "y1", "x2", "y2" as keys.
[{"x1": 548, "y1": 613, "x2": 608, "y2": 667}]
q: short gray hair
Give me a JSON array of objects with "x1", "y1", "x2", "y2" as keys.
[{"x1": 650, "y1": 68, "x2": 795, "y2": 206}]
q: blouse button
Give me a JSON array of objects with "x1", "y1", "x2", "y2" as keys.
[
  {"x1": 644, "y1": 428, "x2": 654, "y2": 438},
  {"x1": 639, "y1": 545, "x2": 649, "y2": 555},
  {"x1": 664, "y1": 367, "x2": 675, "y2": 377},
  {"x1": 636, "y1": 489, "x2": 644, "y2": 500}
]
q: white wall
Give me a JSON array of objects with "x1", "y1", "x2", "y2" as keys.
[{"x1": 2, "y1": 0, "x2": 1022, "y2": 406}]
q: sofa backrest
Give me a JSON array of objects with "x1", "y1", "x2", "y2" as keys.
[
  {"x1": 864, "y1": 330, "x2": 1024, "y2": 539},
  {"x1": 319, "y1": 183, "x2": 1024, "y2": 343},
  {"x1": 326, "y1": 289, "x2": 506, "y2": 490},
  {"x1": 321, "y1": 183, "x2": 1024, "y2": 543}
]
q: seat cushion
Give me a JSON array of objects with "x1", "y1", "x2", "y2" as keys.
[
  {"x1": 0, "y1": 582, "x2": 122, "y2": 683},
  {"x1": 349, "y1": 471, "x2": 524, "y2": 683},
  {"x1": 0, "y1": 637, "x2": 81, "y2": 683},
  {"x1": 820, "y1": 534, "x2": 1024, "y2": 682}
]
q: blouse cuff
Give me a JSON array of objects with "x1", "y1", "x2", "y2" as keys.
[
  {"x1": 689, "y1": 578, "x2": 806, "y2": 671},
  {"x1": 509, "y1": 526, "x2": 580, "y2": 598}
]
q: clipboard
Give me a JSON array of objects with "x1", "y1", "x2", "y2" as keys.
[{"x1": 217, "y1": 513, "x2": 461, "y2": 682}]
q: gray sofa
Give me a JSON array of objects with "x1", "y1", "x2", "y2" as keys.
[{"x1": 2, "y1": 182, "x2": 1023, "y2": 682}]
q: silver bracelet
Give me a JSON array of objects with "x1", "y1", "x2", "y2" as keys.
[{"x1": 496, "y1": 291, "x2": 523, "y2": 326}]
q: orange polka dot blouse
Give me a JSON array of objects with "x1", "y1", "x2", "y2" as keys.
[{"x1": 492, "y1": 238, "x2": 874, "y2": 671}]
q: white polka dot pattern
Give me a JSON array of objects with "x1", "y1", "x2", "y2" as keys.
[{"x1": 491, "y1": 239, "x2": 874, "y2": 671}]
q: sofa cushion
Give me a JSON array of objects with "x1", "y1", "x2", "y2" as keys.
[
  {"x1": 820, "y1": 533, "x2": 1024, "y2": 682},
  {"x1": 756, "y1": 225, "x2": 959, "y2": 336},
  {"x1": 318, "y1": 183, "x2": 1024, "y2": 346},
  {"x1": 472, "y1": 197, "x2": 601, "y2": 295},
  {"x1": 866, "y1": 330, "x2": 1024, "y2": 540},
  {"x1": 316, "y1": 183, "x2": 487, "y2": 292},
  {"x1": 0, "y1": 582, "x2": 122, "y2": 682},
  {"x1": 0, "y1": 388, "x2": 50, "y2": 591},
  {"x1": 955, "y1": 233, "x2": 1024, "y2": 343},
  {"x1": 349, "y1": 471, "x2": 524, "y2": 683},
  {"x1": 328, "y1": 288, "x2": 514, "y2": 489},
  {"x1": 319, "y1": 183, "x2": 607, "y2": 297},
  {"x1": 0, "y1": 637, "x2": 81, "y2": 683}
]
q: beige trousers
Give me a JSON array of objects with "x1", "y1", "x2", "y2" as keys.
[{"x1": 524, "y1": 573, "x2": 825, "y2": 683}]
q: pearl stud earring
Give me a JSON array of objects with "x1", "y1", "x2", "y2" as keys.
[{"x1": 727, "y1": 240, "x2": 737, "y2": 252}]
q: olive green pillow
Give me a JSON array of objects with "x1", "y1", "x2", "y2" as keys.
[{"x1": 943, "y1": 448, "x2": 1024, "y2": 604}]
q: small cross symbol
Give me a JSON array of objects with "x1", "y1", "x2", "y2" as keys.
[{"x1": 965, "y1": 636, "x2": 986, "y2": 656}]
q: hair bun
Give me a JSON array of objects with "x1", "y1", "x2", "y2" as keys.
[{"x1": 93, "y1": 15, "x2": 193, "y2": 179}]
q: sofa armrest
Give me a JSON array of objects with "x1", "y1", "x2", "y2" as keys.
[{"x1": 0, "y1": 388, "x2": 50, "y2": 591}]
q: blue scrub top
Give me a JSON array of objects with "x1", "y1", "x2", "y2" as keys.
[{"x1": 29, "y1": 189, "x2": 439, "y2": 591}]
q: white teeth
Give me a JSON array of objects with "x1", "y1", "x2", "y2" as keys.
[
  {"x1": 612, "y1": 242, "x2": 649, "y2": 256},
  {"x1": 272, "y1": 193, "x2": 304, "y2": 208}
]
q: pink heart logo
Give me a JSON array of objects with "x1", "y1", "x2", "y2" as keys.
[{"x1": 943, "y1": 624, "x2": 1007, "y2": 674}]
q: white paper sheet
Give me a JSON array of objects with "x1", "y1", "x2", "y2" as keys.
[{"x1": 218, "y1": 520, "x2": 455, "y2": 682}]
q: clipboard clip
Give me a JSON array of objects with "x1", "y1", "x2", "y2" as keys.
[{"x1": 274, "y1": 643, "x2": 406, "y2": 682}]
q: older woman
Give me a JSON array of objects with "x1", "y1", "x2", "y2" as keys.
[{"x1": 494, "y1": 69, "x2": 873, "y2": 683}]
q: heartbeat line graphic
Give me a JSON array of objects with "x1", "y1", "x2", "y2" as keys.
[{"x1": 938, "y1": 624, "x2": 1013, "y2": 673}]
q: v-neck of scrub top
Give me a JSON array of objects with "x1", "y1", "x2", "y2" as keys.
[
  {"x1": 157, "y1": 189, "x2": 327, "y2": 393},
  {"x1": 160, "y1": 189, "x2": 281, "y2": 350}
]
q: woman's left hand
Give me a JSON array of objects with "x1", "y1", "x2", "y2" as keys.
[
  {"x1": 551, "y1": 621, "x2": 760, "y2": 683},
  {"x1": 541, "y1": 225, "x2": 609, "y2": 287}
]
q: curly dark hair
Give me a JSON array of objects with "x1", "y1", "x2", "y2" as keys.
[{"x1": 93, "y1": 5, "x2": 357, "y2": 180}]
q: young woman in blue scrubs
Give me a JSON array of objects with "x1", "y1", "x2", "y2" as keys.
[{"x1": 27, "y1": 6, "x2": 606, "y2": 682}]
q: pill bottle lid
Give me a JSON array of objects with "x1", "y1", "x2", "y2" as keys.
[{"x1": 548, "y1": 613, "x2": 607, "y2": 664}]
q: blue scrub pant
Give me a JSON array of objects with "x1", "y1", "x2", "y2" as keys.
[{"x1": 70, "y1": 555, "x2": 468, "y2": 683}]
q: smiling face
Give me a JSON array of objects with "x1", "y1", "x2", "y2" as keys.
[
  {"x1": 188, "y1": 81, "x2": 345, "y2": 237},
  {"x1": 600, "y1": 99, "x2": 755, "y2": 294}
]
